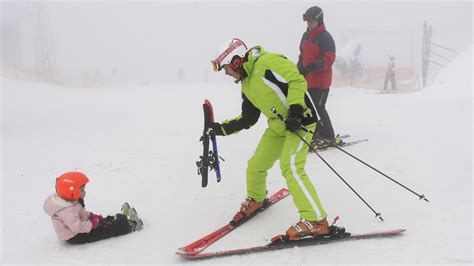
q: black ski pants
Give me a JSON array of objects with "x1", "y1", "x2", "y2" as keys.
[
  {"x1": 308, "y1": 88, "x2": 335, "y2": 141},
  {"x1": 67, "y1": 214, "x2": 132, "y2": 244}
]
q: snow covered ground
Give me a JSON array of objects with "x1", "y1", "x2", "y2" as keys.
[{"x1": 1, "y1": 45, "x2": 472, "y2": 265}]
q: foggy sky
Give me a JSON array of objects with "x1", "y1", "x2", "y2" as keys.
[{"x1": 1, "y1": 1, "x2": 472, "y2": 84}]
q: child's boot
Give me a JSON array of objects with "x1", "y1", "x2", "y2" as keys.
[
  {"x1": 128, "y1": 207, "x2": 143, "y2": 231},
  {"x1": 121, "y1": 202, "x2": 131, "y2": 217}
]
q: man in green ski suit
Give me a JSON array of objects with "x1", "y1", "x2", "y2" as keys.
[{"x1": 210, "y1": 38, "x2": 330, "y2": 239}]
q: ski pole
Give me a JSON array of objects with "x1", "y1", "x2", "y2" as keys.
[
  {"x1": 272, "y1": 108, "x2": 429, "y2": 202},
  {"x1": 298, "y1": 131, "x2": 384, "y2": 221},
  {"x1": 318, "y1": 135, "x2": 428, "y2": 201},
  {"x1": 271, "y1": 108, "x2": 384, "y2": 221},
  {"x1": 319, "y1": 137, "x2": 429, "y2": 202}
]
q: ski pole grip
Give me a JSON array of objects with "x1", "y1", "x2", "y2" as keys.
[{"x1": 271, "y1": 108, "x2": 314, "y2": 134}]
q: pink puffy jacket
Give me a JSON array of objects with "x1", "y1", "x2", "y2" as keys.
[{"x1": 43, "y1": 194, "x2": 93, "y2": 240}]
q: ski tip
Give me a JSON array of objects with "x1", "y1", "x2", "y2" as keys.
[
  {"x1": 176, "y1": 248, "x2": 198, "y2": 257},
  {"x1": 379, "y1": 228, "x2": 406, "y2": 234},
  {"x1": 381, "y1": 228, "x2": 407, "y2": 235},
  {"x1": 175, "y1": 250, "x2": 188, "y2": 256},
  {"x1": 176, "y1": 251, "x2": 200, "y2": 260},
  {"x1": 175, "y1": 251, "x2": 189, "y2": 258},
  {"x1": 204, "y1": 99, "x2": 213, "y2": 109},
  {"x1": 176, "y1": 246, "x2": 202, "y2": 256}
]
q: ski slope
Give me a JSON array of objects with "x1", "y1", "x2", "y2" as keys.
[{"x1": 1, "y1": 46, "x2": 472, "y2": 265}]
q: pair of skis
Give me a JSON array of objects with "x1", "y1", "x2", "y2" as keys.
[
  {"x1": 196, "y1": 99, "x2": 222, "y2": 187},
  {"x1": 311, "y1": 134, "x2": 369, "y2": 152},
  {"x1": 176, "y1": 188, "x2": 405, "y2": 260},
  {"x1": 187, "y1": 102, "x2": 404, "y2": 260}
]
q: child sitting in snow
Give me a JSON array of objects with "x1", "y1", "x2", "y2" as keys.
[{"x1": 43, "y1": 171, "x2": 143, "y2": 244}]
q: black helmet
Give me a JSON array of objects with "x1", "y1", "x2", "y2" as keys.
[{"x1": 303, "y1": 5, "x2": 324, "y2": 24}]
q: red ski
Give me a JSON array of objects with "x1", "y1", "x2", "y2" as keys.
[
  {"x1": 176, "y1": 228, "x2": 406, "y2": 260},
  {"x1": 177, "y1": 188, "x2": 290, "y2": 255}
]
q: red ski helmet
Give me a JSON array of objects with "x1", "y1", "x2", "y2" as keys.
[
  {"x1": 211, "y1": 38, "x2": 248, "y2": 72},
  {"x1": 55, "y1": 171, "x2": 89, "y2": 201}
]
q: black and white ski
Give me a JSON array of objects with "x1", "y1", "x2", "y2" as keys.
[
  {"x1": 315, "y1": 138, "x2": 369, "y2": 152},
  {"x1": 311, "y1": 134, "x2": 368, "y2": 152}
]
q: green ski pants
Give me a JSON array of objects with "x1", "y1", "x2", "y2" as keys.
[{"x1": 246, "y1": 123, "x2": 327, "y2": 221}]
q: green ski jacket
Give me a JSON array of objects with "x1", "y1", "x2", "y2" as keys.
[{"x1": 220, "y1": 46, "x2": 317, "y2": 136}]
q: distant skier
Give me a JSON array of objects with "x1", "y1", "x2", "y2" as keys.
[
  {"x1": 335, "y1": 40, "x2": 363, "y2": 82},
  {"x1": 297, "y1": 5, "x2": 341, "y2": 148},
  {"x1": 210, "y1": 38, "x2": 331, "y2": 239},
  {"x1": 383, "y1": 55, "x2": 398, "y2": 92},
  {"x1": 43, "y1": 171, "x2": 143, "y2": 244}
]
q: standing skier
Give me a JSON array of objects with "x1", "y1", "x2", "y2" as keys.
[
  {"x1": 210, "y1": 38, "x2": 330, "y2": 239},
  {"x1": 297, "y1": 5, "x2": 341, "y2": 147},
  {"x1": 383, "y1": 55, "x2": 398, "y2": 92}
]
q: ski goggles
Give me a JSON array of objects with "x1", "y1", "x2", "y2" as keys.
[
  {"x1": 211, "y1": 56, "x2": 243, "y2": 72},
  {"x1": 211, "y1": 60, "x2": 222, "y2": 72},
  {"x1": 303, "y1": 10, "x2": 323, "y2": 22}
]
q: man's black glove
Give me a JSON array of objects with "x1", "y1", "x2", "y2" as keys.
[
  {"x1": 301, "y1": 61, "x2": 323, "y2": 76},
  {"x1": 210, "y1": 122, "x2": 225, "y2": 136},
  {"x1": 301, "y1": 65, "x2": 312, "y2": 76},
  {"x1": 285, "y1": 104, "x2": 304, "y2": 132}
]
